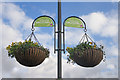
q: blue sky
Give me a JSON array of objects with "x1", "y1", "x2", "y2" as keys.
[
  {"x1": 1, "y1": 2, "x2": 118, "y2": 78},
  {"x1": 14, "y1": 2, "x2": 118, "y2": 21},
  {"x1": 8, "y1": 2, "x2": 118, "y2": 45}
]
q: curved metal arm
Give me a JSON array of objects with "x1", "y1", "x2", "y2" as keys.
[
  {"x1": 32, "y1": 15, "x2": 56, "y2": 29},
  {"x1": 31, "y1": 15, "x2": 56, "y2": 53},
  {"x1": 63, "y1": 16, "x2": 87, "y2": 53},
  {"x1": 63, "y1": 16, "x2": 87, "y2": 32}
]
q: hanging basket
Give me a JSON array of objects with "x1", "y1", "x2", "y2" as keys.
[
  {"x1": 73, "y1": 48, "x2": 103, "y2": 67},
  {"x1": 6, "y1": 31, "x2": 50, "y2": 67},
  {"x1": 15, "y1": 47, "x2": 46, "y2": 67},
  {"x1": 66, "y1": 33, "x2": 104, "y2": 67}
]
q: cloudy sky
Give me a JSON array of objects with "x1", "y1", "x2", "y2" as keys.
[{"x1": 0, "y1": 1, "x2": 118, "y2": 79}]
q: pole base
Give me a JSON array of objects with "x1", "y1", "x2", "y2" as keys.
[{"x1": 56, "y1": 78, "x2": 63, "y2": 80}]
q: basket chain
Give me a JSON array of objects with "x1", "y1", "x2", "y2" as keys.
[
  {"x1": 25, "y1": 28, "x2": 41, "y2": 46},
  {"x1": 78, "y1": 32, "x2": 97, "y2": 47}
]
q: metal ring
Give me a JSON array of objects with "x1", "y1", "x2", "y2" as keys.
[
  {"x1": 84, "y1": 29, "x2": 87, "y2": 32},
  {"x1": 31, "y1": 28, "x2": 35, "y2": 31}
]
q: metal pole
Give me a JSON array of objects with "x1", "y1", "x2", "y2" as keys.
[{"x1": 58, "y1": 0, "x2": 62, "y2": 79}]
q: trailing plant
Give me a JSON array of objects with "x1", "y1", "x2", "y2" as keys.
[
  {"x1": 66, "y1": 42, "x2": 104, "y2": 64},
  {"x1": 6, "y1": 39, "x2": 50, "y2": 58}
]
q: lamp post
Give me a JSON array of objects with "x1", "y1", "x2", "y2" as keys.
[{"x1": 58, "y1": 0, "x2": 62, "y2": 79}]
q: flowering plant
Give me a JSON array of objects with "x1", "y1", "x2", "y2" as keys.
[
  {"x1": 66, "y1": 42, "x2": 104, "y2": 64},
  {"x1": 6, "y1": 40, "x2": 50, "y2": 58}
]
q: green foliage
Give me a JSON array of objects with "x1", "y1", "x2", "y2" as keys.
[
  {"x1": 66, "y1": 42, "x2": 104, "y2": 64},
  {"x1": 6, "y1": 40, "x2": 50, "y2": 58}
]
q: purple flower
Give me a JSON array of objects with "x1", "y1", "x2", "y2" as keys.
[{"x1": 80, "y1": 25, "x2": 83, "y2": 27}]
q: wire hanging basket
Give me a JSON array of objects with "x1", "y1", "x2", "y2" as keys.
[
  {"x1": 74, "y1": 33, "x2": 103, "y2": 67},
  {"x1": 66, "y1": 33, "x2": 104, "y2": 67},
  {"x1": 15, "y1": 31, "x2": 49, "y2": 67},
  {"x1": 65, "y1": 16, "x2": 104, "y2": 67},
  {"x1": 67, "y1": 33, "x2": 104, "y2": 67},
  {"x1": 6, "y1": 30, "x2": 50, "y2": 67}
]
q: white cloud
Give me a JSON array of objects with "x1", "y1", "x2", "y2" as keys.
[
  {"x1": 2, "y1": 23, "x2": 23, "y2": 48},
  {"x1": 2, "y1": 45, "x2": 57, "y2": 78},
  {"x1": 81, "y1": 11, "x2": 118, "y2": 38},
  {"x1": 107, "y1": 64, "x2": 115, "y2": 70},
  {"x1": 2, "y1": 3, "x2": 33, "y2": 30},
  {"x1": 65, "y1": 11, "x2": 118, "y2": 47},
  {"x1": 36, "y1": 33, "x2": 53, "y2": 47},
  {"x1": 63, "y1": 54, "x2": 118, "y2": 78},
  {"x1": 65, "y1": 27, "x2": 85, "y2": 45},
  {"x1": 109, "y1": 45, "x2": 118, "y2": 56},
  {"x1": 1, "y1": 14, "x2": 23, "y2": 78},
  {"x1": 40, "y1": 10, "x2": 56, "y2": 19},
  {"x1": 83, "y1": 12, "x2": 107, "y2": 33},
  {"x1": 1, "y1": 4, "x2": 33, "y2": 78},
  {"x1": 24, "y1": 55, "x2": 57, "y2": 78},
  {"x1": 96, "y1": 40, "x2": 118, "y2": 56}
]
